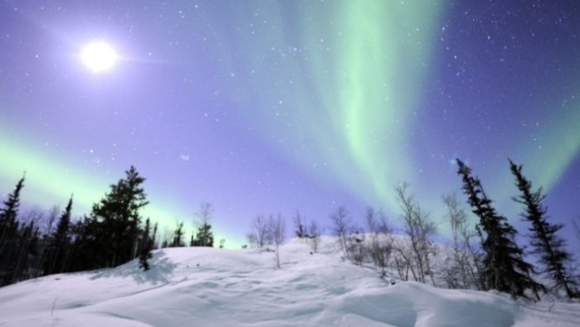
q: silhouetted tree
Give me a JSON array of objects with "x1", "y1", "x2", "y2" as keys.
[
  {"x1": 194, "y1": 222, "x2": 214, "y2": 247},
  {"x1": 138, "y1": 218, "x2": 155, "y2": 271},
  {"x1": 192, "y1": 202, "x2": 214, "y2": 247},
  {"x1": 44, "y1": 196, "x2": 73, "y2": 275},
  {"x1": 86, "y1": 166, "x2": 149, "y2": 268},
  {"x1": 510, "y1": 159, "x2": 579, "y2": 298},
  {"x1": 456, "y1": 159, "x2": 544, "y2": 300},
  {"x1": 0, "y1": 176, "x2": 25, "y2": 285},
  {"x1": 0, "y1": 175, "x2": 24, "y2": 257},
  {"x1": 172, "y1": 221, "x2": 185, "y2": 247},
  {"x1": 66, "y1": 217, "x2": 92, "y2": 272},
  {"x1": 12, "y1": 220, "x2": 40, "y2": 283}
]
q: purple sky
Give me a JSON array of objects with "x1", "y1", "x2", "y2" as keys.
[{"x1": 1, "y1": 1, "x2": 579, "y2": 248}]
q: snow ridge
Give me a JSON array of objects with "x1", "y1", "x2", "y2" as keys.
[{"x1": 0, "y1": 237, "x2": 578, "y2": 327}]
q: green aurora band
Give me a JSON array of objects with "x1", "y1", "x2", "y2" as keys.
[
  {"x1": 229, "y1": 1, "x2": 445, "y2": 210},
  {"x1": 2, "y1": 1, "x2": 580, "y2": 243},
  {"x1": 333, "y1": 2, "x2": 442, "y2": 207},
  {"x1": 224, "y1": 1, "x2": 580, "y2": 220},
  {"x1": 0, "y1": 122, "x2": 239, "y2": 245}
]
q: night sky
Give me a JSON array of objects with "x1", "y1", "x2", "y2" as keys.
[{"x1": 1, "y1": 1, "x2": 580, "y2": 248}]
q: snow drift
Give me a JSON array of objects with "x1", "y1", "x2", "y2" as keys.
[{"x1": 0, "y1": 237, "x2": 578, "y2": 327}]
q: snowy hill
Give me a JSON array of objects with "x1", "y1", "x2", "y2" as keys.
[{"x1": 0, "y1": 237, "x2": 579, "y2": 327}]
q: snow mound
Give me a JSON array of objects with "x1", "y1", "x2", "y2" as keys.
[{"x1": 0, "y1": 238, "x2": 579, "y2": 327}]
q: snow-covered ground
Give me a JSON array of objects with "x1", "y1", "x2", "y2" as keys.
[{"x1": 0, "y1": 237, "x2": 579, "y2": 327}]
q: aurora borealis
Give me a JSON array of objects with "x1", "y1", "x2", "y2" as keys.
[{"x1": 1, "y1": 1, "x2": 580, "y2": 247}]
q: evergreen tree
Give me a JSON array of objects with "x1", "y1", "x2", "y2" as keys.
[
  {"x1": 193, "y1": 222, "x2": 214, "y2": 247},
  {"x1": 138, "y1": 218, "x2": 155, "y2": 271},
  {"x1": 509, "y1": 159, "x2": 579, "y2": 298},
  {"x1": 44, "y1": 196, "x2": 73, "y2": 275},
  {"x1": 12, "y1": 220, "x2": 40, "y2": 283},
  {"x1": 172, "y1": 221, "x2": 185, "y2": 247},
  {"x1": 192, "y1": 202, "x2": 214, "y2": 247},
  {"x1": 0, "y1": 176, "x2": 25, "y2": 286},
  {"x1": 0, "y1": 175, "x2": 24, "y2": 257},
  {"x1": 87, "y1": 166, "x2": 149, "y2": 268},
  {"x1": 67, "y1": 217, "x2": 94, "y2": 272},
  {"x1": 456, "y1": 159, "x2": 544, "y2": 300}
]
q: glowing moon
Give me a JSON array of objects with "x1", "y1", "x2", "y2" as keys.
[{"x1": 80, "y1": 41, "x2": 118, "y2": 73}]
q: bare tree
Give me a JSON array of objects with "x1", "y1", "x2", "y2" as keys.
[
  {"x1": 20, "y1": 207, "x2": 53, "y2": 272},
  {"x1": 195, "y1": 202, "x2": 213, "y2": 226},
  {"x1": 442, "y1": 194, "x2": 484, "y2": 290},
  {"x1": 393, "y1": 239, "x2": 416, "y2": 281},
  {"x1": 308, "y1": 220, "x2": 321, "y2": 253},
  {"x1": 329, "y1": 206, "x2": 352, "y2": 257},
  {"x1": 38, "y1": 205, "x2": 60, "y2": 236},
  {"x1": 292, "y1": 211, "x2": 307, "y2": 239},
  {"x1": 20, "y1": 207, "x2": 48, "y2": 226},
  {"x1": 346, "y1": 231, "x2": 366, "y2": 266},
  {"x1": 443, "y1": 194, "x2": 468, "y2": 288},
  {"x1": 269, "y1": 214, "x2": 286, "y2": 268},
  {"x1": 395, "y1": 183, "x2": 437, "y2": 284},
  {"x1": 366, "y1": 206, "x2": 393, "y2": 275},
  {"x1": 249, "y1": 215, "x2": 270, "y2": 249}
]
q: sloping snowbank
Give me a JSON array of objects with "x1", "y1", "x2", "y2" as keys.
[{"x1": 0, "y1": 237, "x2": 578, "y2": 327}]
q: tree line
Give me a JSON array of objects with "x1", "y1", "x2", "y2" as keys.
[
  {"x1": 263, "y1": 158, "x2": 578, "y2": 301},
  {"x1": 0, "y1": 166, "x2": 215, "y2": 287},
  {"x1": 1, "y1": 159, "x2": 579, "y2": 301}
]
